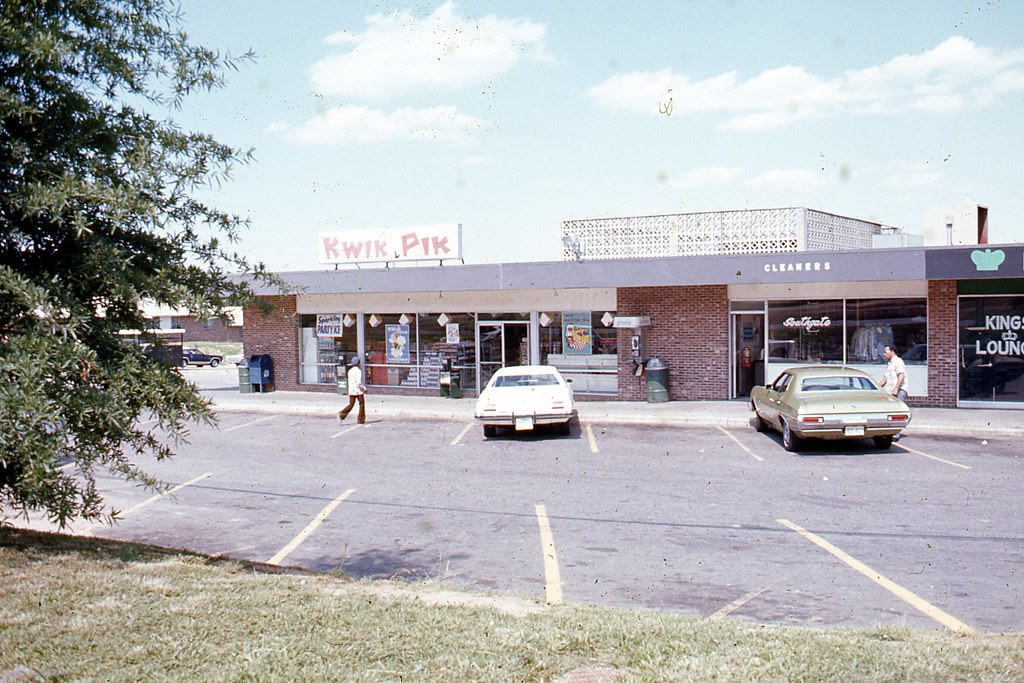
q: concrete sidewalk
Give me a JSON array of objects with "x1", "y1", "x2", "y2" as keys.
[{"x1": 201, "y1": 387, "x2": 1024, "y2": 439}]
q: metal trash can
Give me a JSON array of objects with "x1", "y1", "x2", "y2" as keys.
[
  {"x1": 237, "y1": 360, "x2": 251, "y2": 394},
  {"x1": 645, "y1": 357, "x2": 669, "y2": 403},
  {"x1": 440, "y1": 359, "x2": 451, "y2": 398},
  {"x1": 449, "y1": 366, "x2": 461, "y2": 399},
  {"x1": 248, "y1": 354, "x2": 274, "y2": 393}
]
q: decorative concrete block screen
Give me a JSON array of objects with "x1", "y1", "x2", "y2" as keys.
[{"x1": 561, "y1": 208, "x2": 883, "y2": 260}]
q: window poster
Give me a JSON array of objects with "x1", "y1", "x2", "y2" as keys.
[
  {"x1": 446, "y1": 323, "x2": 460, "y2": 344},
  {"x1": 386, "y1": 324, "x2": 410, "y2": 363},
  {"x1": 316, "y1": 314, "x2": 343, "y2": 337},
  {"x1": 563, "y1": 311, "x2": 592, "y2": 355}
]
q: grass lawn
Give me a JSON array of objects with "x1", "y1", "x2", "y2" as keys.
[{"x1": 1, "y1": 528, "x2": 1021, "y2": 682}]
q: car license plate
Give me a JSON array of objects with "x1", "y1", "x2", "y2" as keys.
[
  {"x1": 844, "y1": 425, "x2": 865, "y2": 436},
  {"x1": 515, "y1": 416, "x2": 534, "y2": 431}
]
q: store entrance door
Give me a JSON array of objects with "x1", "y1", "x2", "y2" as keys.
[
  {"x1": 477, "y1": 321, "x2": 531, "y2": 392},
  {"x1": 730, "y1": 312, "x2": 765, "y2": 399}
]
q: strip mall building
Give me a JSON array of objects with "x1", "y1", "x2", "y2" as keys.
[{"x1": 243, "y1": 209, "x2": 1024, "y2": 410}]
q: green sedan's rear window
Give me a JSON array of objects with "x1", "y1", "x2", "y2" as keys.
[{"x1": 800, "y1": 376, "x2": 877, "y2": 392}]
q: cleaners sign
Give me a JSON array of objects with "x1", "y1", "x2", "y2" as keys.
[{"x1": 319, "y1": 224, "x2": 462, "y2": 265}]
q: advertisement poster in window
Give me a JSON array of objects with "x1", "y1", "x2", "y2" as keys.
[
  {"x1": 316, "y1": 314, "x2": 343, "y2": 337},
  {"x1": 386, "y1": 324, "x2": 410, "y2": 363},
  {"x1": 563, "y1": 311, "x2": 592, "y2": 355},
  {"x1": 446, "y1": 323, "x2": 460, "y2": 344}
]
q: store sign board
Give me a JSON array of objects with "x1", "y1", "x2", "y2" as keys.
[
  {"x1": 926, "y1": 245, "x2": 1024, "y2": 279},
  {"x1": 319, "y1": 224, "x2": 462, "y2": 264},
  {"x1": 316, "y1": 314, "x2": 343, "y2": 337},
  {"x1": 612, "y1": 316, "x2": 651, "y2": 328}
]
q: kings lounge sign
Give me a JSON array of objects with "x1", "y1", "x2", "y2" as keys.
[
  {"x1": 319, "y1": 224, "x2": 463, "y2": 265},
  {"x1": 973, "y1": 314, "x2": 1024, "y2": 357}
]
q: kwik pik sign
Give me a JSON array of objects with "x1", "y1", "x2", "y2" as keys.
[{"x1": 319, "y1": 224, "x2": 462, "y2": 265}]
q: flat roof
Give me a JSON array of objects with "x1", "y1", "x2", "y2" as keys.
[{"x1": 249, "y1": 243, "x2": 1024, "y2": 296}]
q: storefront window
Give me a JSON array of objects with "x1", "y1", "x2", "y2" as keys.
[
  {"x1": 365, "y1": 315, "x2": 413, "y2": 387},
  {"x1": 767, "y1": 301, "x2": 844, "y2": 363},
  {"x1": 417, "y1": 313, "x2": 476, "y2": 390},
  {"x1": 298, "y1": 314, "x2": 356, "y2": 385},
  {"x1": 959, "y1": 296, "x2": 1024, "y2": 403},
  {"x1": 538, "y1": 311, "x2": 617, "y2": 395},
  {"x1": 846, "y1": 299, "x2": 926, "y2": 364}
]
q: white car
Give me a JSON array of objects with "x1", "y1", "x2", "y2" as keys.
[{"x1": 475, "y1": 365, "x2": 576, "y2": 437}]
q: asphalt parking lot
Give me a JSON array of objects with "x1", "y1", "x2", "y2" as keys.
[{"x1": 35, "y1": 405, "x2": 1024, "y2": 635}]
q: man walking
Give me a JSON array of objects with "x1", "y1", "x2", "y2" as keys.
[
  {"x1": 880, "y1": 344, "x2": 908, "y2": 402},
  {"x1": 338, "y1": 355, "x2": 367, "y2": 424}
]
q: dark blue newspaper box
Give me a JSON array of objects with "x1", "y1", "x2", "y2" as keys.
[{"x1": 248, "y1": 354, "x2": 274, "y2": 393}]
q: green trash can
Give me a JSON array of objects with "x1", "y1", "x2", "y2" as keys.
[
  {"x1": 646, "y1": 358, "x2": 669, "y2": 403},
  {"x1": 450, "y1": 368, "x2": 461, "y2": 399},
  {"x1": 237, "y1": 362, "x2": 252, "y2": 394}
]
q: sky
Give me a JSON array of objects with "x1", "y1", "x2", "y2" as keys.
[{"x1": 173, "y1": 0, "x2": 1024, "y2": 272}]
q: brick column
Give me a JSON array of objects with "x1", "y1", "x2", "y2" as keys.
[
  {"x1": 617, "y1": 285, "x2": 729, "y2": 401},
  {"x1": 926, "y1": 280, "x2": 958, "y2": 408},
  {"x1": 243, "y1": 295, "x2": 300, "y2": 391}
]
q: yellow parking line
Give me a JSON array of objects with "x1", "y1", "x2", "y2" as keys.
[
  {"x1": 223, "y1": 415, "x2": 277, "y2": 432},
  {"x1": 777, "y1": 518, "x2": 975, "y2": 634},
  {"x1": 710, "y1": 586, "x2": 770, "y2": 619},
  {"x1": 450, "y1": 423, "x2": 474, "y2": 446},
  {"x1": 330, "y1": 424, "x2": 365, "y2": 439},
  {"x1": 268, "y1": 488, "x2": 355, "y2": 566},
  {"x1": 896, "y1": 443, "x2": 971, "y2": 470},
  {"x1": 716, "y1": 425, "x2": 765, "y2": 462},
  {"x1": 80, "y1": 472, "x2": 213, "y2": 535},
  {"x1": 535, "y1": 504, "x2": 563, "y2": 605},
  {"x1": 585, "y1": 424, "x2": 599, "y2": 454}
]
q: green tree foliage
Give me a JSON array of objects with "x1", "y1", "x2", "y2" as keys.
[{"x1": 1, "y1": 0, "x2": 272, "y2": 527}]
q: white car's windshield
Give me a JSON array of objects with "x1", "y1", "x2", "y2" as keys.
[
  {"x1": 495, "y1": 374, "x2": 560, "y2": 388},
  {"x1": 800, "y1": 376, "x2": 878, "y2": 392}
]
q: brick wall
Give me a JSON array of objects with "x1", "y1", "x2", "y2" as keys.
[
  {"x1": 617, "y1": 285, "x2": 729, "y2": 401},
  {"x1": 177, "y1": 317, "x2": 243, "y2": 344},
  {"x1": 243, "y1": 295, "x2": 300, "y2": 392},
  {"x1": 926, "y1": 280, "x2": 958, "y2": 408}
]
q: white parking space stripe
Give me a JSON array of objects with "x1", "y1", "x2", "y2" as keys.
[
  {"x1": 777, "y1": 518, "x2": 975, "y2": 634},
  {"x1": 80, "y1": 472, "x2": 213, "y2": 536},
  {"x1": 450, "y1": 423, "x2": 473, "y2": 446},
  {"x1": 896, "y1": 443, "x2": 971, "y2": 470},
  {"x1": 585, "y1": 424, "x2": 599, "y2": 454},
  {"x1": 710, "y1": 586, "x2": 770, "y2": 620},
  {"x1": 716, "y1": 426, "x2": 765, "y2": 462},
  {"x1": 268, "y1": 488, "x2": 355, "y2": 566},
  {"x1": 223, "y1": 415, "x2": 278, "y2": 432},
  {"x1": 330, "y1": 424, "x2": 365, "y2": 439},
  {"x1": 535, "y1": 504, "x2": 563, "y2": 605}
]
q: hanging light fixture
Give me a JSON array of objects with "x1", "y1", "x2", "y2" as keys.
[
  {"x1": 601, "y1": 312, "x2": 615, "y2": 327},
  {"x1": 539, "y1": 312, "x2": 552, "y2": 327},
  {"x1": 437, "y1": 313, "x2": 450, "y2": 326},
  {"x1": 399, "y1": 313, "x2": 411, "y2": 326},
  {"x1": 368, "y1": 314, "x2": 381, "y2": 327},
  {"x1": 343, "y1": 314, "x2": 355, "y2": 328}
]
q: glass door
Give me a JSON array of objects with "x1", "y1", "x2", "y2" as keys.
[
  {"x1": 730, "y1": 312, "x2": 765, "y2": 399},
  {"x1": 476, "y1": 321, "x2": 531, "y2": 392}
]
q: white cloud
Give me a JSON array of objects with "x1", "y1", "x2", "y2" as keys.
[
  {"x1": 263, "y1": 121, "x2": 291, "y2": 134},
  {"x1": 461, "y1": 155, "x2": 487, "y2": 166},
  {"x1": 880, "y1": 161, "x2": 944, "y2": 189},
  {"x1": 667, "y1": 166, "x2": 743, "y2": 188},
  {"x1": 311, "y1": 1, "x2": 548, "y2": 100},
  {"x1": 589, "y1": 37, "x2": 1024, "y2": 129},
  {"x1": 745, "y1": 169, "x2": 829, "y2": 190},
  {"x1": 288, "y1": 105, "x2": 490, "y2": 145}
]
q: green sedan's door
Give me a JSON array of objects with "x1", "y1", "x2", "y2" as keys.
[{"x1": 762, "y1": 372, "x2": 792, "y2": 427}]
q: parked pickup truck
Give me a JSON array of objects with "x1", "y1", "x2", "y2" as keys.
[{"x1": 181, "y1": 347, "x2": 223, "y2": 367}]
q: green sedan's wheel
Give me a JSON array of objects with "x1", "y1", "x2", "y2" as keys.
[
  {"x1": 751, "y1": 404, "x2": 768, "y2": 432},
  {"x1": 873, "y1": 435, "x2": 893, "y2": 449},
  {"x1": 782, "y1": 421, "x2": 802, "y2": 452},
  {"x1": 483, "y1": 424, "x2": 496, "y2": 438}
]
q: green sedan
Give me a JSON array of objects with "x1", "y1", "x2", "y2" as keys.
[{"x1": 749, "y1": 366, "x2": 911, "y2": 451}]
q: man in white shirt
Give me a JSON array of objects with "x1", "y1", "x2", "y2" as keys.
[
  {"x1": 337, "y1": 356, "x2": 367, "y2": 424},
  {"x1": 880, "y1": 345, "x2": 908, "y2": 402}
]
